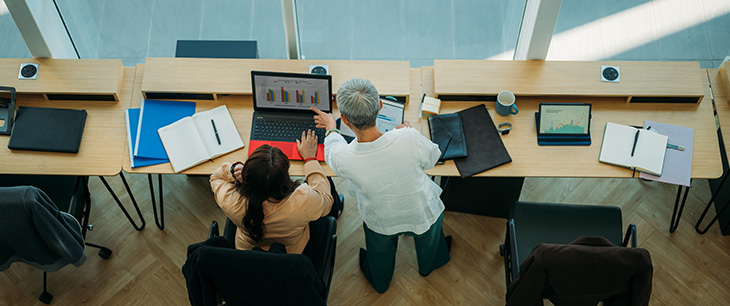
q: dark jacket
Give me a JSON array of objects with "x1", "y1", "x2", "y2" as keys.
[
  {"x1": 0, "y1": 186, "x2": 86, "y2": 272},
  {"x1": 182, "y1": 237, "x2": 326, "y2": 306},
  {"x1": 506, "y1": 236, "x2": 652, "y2": 306}
]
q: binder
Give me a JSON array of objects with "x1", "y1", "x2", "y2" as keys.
[
  {"x1": 428, "y1": 113, "x2": 467, "y2": 160},
  {"x1": 8, "y1": 107, "x2": 87, "y2": 153},
  {"x1": 453, "y1": 104, "x2": 512, "y2": 178},
  {"x1": 125, "y1": 109, "x2": 169, "y2": 168},
  {"x1": 134, "y1": 99, "x2": 196, "y2": 159}
]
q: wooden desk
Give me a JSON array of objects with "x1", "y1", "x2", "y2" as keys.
[
  {"x1": 141, "y1": 58, "x2": 410, "y2": 101},
  {"x1": 421, "y1": 65, "x2": 721, "y2": 179},
  {"x1": 434, "y1": 60, "x2": 705, "y2": 104},
  {"x1": 0, "y1": 58, "x2": 124, "y2": 102},
  {"x1": 0, "y1": 66, "x2": 135, "y2": 176},
  {"x1": 124, "y1": 61, "x2": 415, "y2": 176}
]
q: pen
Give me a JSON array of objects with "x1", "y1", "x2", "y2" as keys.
[
  {"x1": 211, "y1": 119, "x2": 221, "y2": 145},
  {"x1": 630, "y1": 129, "x2": 639, "y2": 157},
  {"x1": 647, "y1": 126, "x2": 685, "y2": 151}
]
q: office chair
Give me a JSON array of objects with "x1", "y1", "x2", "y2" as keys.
[
  {"x1": 215, "y1": 216, "x2": 337, "y2": 301},
  {"x1": 500, "y1": 201, "x2": 645, "y2": 306},
  {"x1": 175, "y1": 40, "x2": 259, "y2": 59},
  {"x1": 0, "y1": 176, "x2": 112, "y2": 304}
]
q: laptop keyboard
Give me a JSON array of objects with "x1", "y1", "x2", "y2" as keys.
[{"x1": 252, "y1": 118, "x2": 326, "y2": 143}]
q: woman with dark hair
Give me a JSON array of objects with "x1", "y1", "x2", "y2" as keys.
[{"x1": 210, "y1": 130, "x2": 333, "y2": 254}]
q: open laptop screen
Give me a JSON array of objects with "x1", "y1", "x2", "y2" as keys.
[{"x1": 251, "y1": 70, "x2": 332, "y2": 113}]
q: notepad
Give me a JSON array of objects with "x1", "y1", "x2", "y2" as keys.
[
  {"x1": 599, "y1": 122, "x2": 668, "y2": 176},
  {"x1": 135, "y1": 99, "x2": 197, "y2": 159},
  {"x1": 158, "y1": 105, "x2": 244, "y2": 173},
  {"x1": 125, "y1": 109, "x2": 169, "y2": 168}
]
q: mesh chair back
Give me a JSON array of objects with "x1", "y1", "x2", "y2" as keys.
[{"x1": 511, "y1": 201, "x2": 623, "y2": 267}]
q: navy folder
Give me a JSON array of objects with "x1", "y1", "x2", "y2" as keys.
[{"x1": 8, "y1": 106, "x2": 87, "y2": 153}]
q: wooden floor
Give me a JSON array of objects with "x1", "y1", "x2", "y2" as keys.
[{"x1": 2, "y1": 172, "x2": 730, "y2": 305}]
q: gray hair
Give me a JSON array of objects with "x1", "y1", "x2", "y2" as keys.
[{"x1": 336, "y1": 78, "x2": 380, "y2": 130}]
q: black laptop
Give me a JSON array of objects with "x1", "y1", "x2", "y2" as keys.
[
  {"x1": 8, "y1": 106, "x2": 87, "y2": 153},
  {"x1": 249, "y1": 71, "x2": 332, "y2": 161}
]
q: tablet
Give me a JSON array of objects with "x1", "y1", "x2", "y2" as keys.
[{"x1": 536, "y1": 103, "x2": 591, "y2": 145}]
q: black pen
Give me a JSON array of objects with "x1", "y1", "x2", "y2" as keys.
[
  {"x1": 630, "y1": 129, "x2": 639, "y2": 157},
  {"x1": 211, "y1": 119, "x2": 221, "y2": 145}
]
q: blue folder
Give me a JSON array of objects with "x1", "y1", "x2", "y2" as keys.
[
  {"x1": 134, "y1": 99, "x2": 196, "y2": 159},
  {"x1": 126, "y1": 109, "x2": 169, "y2": 168}
]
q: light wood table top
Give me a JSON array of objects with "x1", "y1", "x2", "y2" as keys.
[
  {"x1": 141, "y1": 58, "x2": 410, "y2": 100},
  {"x1": 125, "y1": 61, "x2": 417, "y2": 176},
  {"x1": 0, "y1": 66, "x2": 135, "y2": 176},
  {"x1": 418, "y1": 66, "x2": 721, "y2": 178},
  {"x1": 434, "y1": 60, "x2": 705, "y2": 103},
  {"x1": 0, "y1": 58, "x2": 124, "y2": 101}
]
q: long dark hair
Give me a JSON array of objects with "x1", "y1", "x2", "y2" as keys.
[{"x1": 236, "y1": 145, "x2": 300, "y2": 242}]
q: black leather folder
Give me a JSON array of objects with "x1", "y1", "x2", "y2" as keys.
[
  {"x1": 453, "y1": 104, "x2": 512, "y2": 177},
  {"x1": 8, "y1": 107, "x2": 87, "y2": 153},
  {"x1": 428, "y1": 113, "x2": 467, "y2": 160}
]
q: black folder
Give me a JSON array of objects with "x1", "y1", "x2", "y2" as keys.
[
  {"x1": 453, "y1": 104, "x2": 512, "y2": 177},
  {"x1": 428, "y1": 113, "x2": 467, "y2": 160},
  {"x1": 8, "y1": 107, "x2": 87, "y2": 153}
]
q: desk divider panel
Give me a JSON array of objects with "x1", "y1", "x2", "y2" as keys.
[
  {"x1": 0, "y1": 58, "x2": 123, "y2": 102},
  {"x1": 434, "y1": 60, "x2": 704, "y2": 104},
  {"x1": 141, "y1": 57, "x2": 410, "y2": 102}
]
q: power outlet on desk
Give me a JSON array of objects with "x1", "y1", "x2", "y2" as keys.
[
  {"x1": 19, "y1": 63, "x2": 39, "y2": 80},
  {"x1": 601, "y1": 65, "x2": 620, "y2": 83},
  {"x1": 309, "y1": 65, "x2": 329, "y2": 75}
]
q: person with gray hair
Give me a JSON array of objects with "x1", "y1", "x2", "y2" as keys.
[{"x1": 311, "y1": 78, "x2": 451, "y2": 293}]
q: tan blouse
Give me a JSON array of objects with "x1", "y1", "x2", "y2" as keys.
[{"x1": 210, "y1": 161, "x2": 334, "y2": 254}]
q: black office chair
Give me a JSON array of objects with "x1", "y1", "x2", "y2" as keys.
[
  {"x1": 198, "y1": 216, "x2": 337, "y2": 305},
  {"x1": 500, "y1": 201, "x2": 642, "y2": 305},
  {"x1": 175, "y1": 40, "x2": 259, "y2": 59},
  {"x1": 0, "y1": 176, "x2": 112, "y2": 304}
]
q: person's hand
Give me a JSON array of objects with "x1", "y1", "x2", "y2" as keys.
[
  {"x1": 296, "y1": 129, "x2": 318, "y2": 160},
  {"x1": 395, "y1": 121, "x2": 411, "y2": 129},
  {"x1": 311, "y1": 107, "x2": 337, "y2": 131},
  {"x1": 233, "y1": 163, "x2": 243, "y2": 183}
]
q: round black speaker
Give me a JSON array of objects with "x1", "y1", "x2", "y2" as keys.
[
  {"x1": 602, "y1": 67, "x2": 619, "y2": 81},
  {"x1": 21, "y1": 65, "x2": 37, "y2": 78}
]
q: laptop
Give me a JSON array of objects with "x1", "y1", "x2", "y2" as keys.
[
  {"x1": 535, "y1": 103, "x2": 592, "y2": 146},
  {"x1": 249, "y1": 70, "x2": 332, "y2": 161},
  {"x1": 8, "y1": 106, "x2": 87, "y2": 153}
]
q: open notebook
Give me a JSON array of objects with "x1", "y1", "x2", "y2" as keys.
[
  {"x1": 599, "y1": 122, "x2": 668, "y2": 176},
  {"x1": 158, "y1": 105, "x2": 244, "y2": 173}
]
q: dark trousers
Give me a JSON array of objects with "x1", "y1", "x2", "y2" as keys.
[{"x1": 361, "y1": 213, "x2": 450, "y2": 293}]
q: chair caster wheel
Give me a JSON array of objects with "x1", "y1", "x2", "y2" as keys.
[
  {"x1": 499, "y1": 244, "x2": 505, "y2": 256},
  {"x1": 98, "y1": 247, "x2": 112, "y2": 259}
]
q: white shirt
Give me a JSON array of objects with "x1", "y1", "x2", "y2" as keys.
[{"x1": 324, "y1": 127, "x2": 445, "y2": 235}]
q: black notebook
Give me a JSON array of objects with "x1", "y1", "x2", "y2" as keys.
[
  {"x1": 8, "y1": 107, "x2": 87, "y2": 153},
  {"x1": 454, "y1": 104, "x2": 512, "y2": 178},
  {"x1": 428, "y1": 113, "x2": 467, "y2": 160}
]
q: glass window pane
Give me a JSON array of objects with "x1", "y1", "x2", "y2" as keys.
[
  {"x1": 53, "y1": 0, "x2": 286, "y2": 65},
  {"x1": 297, "y1": 0, "x2": 525, "y2": 67},
  {"x1": 0, "y1": 2, "x2": 32, "y2": 58}
]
